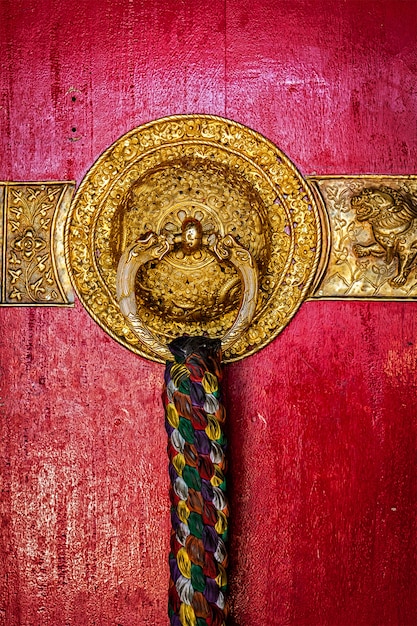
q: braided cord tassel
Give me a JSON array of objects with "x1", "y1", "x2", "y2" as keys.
[{"x1": 163, "y1": 336, "x2": 228, "y2": 626}]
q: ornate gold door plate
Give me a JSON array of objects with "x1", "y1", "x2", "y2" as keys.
[
  {"x1": 2, "y1": 116, "x2": 416, "y2": 362},
  {"x1": 65, "y1": 115, "x2": 322, "y2": 363}
]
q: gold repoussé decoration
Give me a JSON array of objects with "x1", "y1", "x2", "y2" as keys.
[
  {"x1": 309, "y1": 176, "x2": 417, "y2": 299},
  {"x1": 0, "y1": 182, "x2": 74, "y2": 306},
  {"x1": 65, "y1": 115, "x2": 323, "y2": 362}
]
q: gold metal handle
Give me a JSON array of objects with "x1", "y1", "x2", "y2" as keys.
[
  {"x1": 116, "y1": 222, "x2": 258, "y2": 361},
  {"x1": 208, "y1": 233, "x2": 258, "y2": 354}
]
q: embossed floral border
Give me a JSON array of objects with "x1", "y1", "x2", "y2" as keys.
[{"x1": 0, "y1": 182, "x2": 75, "y2": 306}]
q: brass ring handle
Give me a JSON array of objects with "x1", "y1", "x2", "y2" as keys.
[
  {"x1": 116, "y1": 226, "x2": 258, "y2": 361},
  {"x1": 209, "y1": 233, "x2": 258, "y2": 354}
]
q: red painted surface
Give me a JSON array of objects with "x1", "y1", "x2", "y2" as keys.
[{"x1": 1, "y1": 1, "x2": 416, "y2": 624}]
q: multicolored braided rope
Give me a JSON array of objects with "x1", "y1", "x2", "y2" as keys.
[{"x1": 163, "y1": 336, "x2": 228, "y2": 626}]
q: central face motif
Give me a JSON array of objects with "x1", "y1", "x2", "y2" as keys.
[{"x1": 181, "y1": 217, "x2": 203, "y2": 254}]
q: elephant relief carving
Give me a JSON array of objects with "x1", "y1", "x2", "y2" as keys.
[{"x1": 351, "y1": 186, "x2": 417, "y2": 287}]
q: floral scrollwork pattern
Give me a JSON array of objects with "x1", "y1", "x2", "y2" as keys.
[{"x1": 1, "y1": 183, "x2": 75, "y2": 305}]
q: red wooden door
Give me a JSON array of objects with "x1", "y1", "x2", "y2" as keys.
[{"x1": 1, "y1": 1, "x2": 416, "y2": 624}]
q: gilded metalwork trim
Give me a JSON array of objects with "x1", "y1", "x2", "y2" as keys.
[
  {"x1": 116, "y1": 229, "x2": 259, "y2": 361},
  {"x1": 309, "y1": 176, "x2": 417, "y2": 300},
  {"x1": 65, "y1": 114, "x2": 322, "y2": 363},
  {"x1": 0, "y1": 182, "x2": 75, "y2": 306}
]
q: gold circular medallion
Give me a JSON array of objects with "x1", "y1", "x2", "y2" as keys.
[{"x1": 65, "y1": 115, "x2": 322, "y2": 363}]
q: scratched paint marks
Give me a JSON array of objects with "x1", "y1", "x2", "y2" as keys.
[{"x1": 384, "y1": 343, "x2": 417, "y2": 388}]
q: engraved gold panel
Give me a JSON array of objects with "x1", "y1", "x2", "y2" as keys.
[
  {"x1": 0, "y1": 182, "x2": 75, "y2": 306},
  {"x1": 65, "y1": 115, "x2": 322, "y2": 363},
  {"x1": 309, "y1": 176, "x2": 417, "y2": 299}
]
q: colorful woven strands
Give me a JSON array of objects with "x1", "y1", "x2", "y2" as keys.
[{"x1": 164, "y1": 336, "x2": 228, "y2": 626}]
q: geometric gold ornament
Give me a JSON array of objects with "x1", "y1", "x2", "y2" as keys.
[
  {"x1": 65, "y1": 115, "x2": 323, "y2": 363},
  {"x1": 0, "y1": 181, "x2": 75, "y2": 306}
]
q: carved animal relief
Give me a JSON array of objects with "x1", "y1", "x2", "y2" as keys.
[
  {"x1": 351, "y1": 186, "x2": 417, "y2": 287},
  {"x1": 310, "y1": 176, "x2": 417, "y2": 299}
]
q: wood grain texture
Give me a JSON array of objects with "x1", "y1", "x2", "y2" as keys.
[{"x1": 0, "y1": 1, "x2": 416, "y2": 624}]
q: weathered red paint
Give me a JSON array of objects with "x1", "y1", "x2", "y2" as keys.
[{"x1": 1, "y1": 1, "x2": 416, "y2": 624}]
